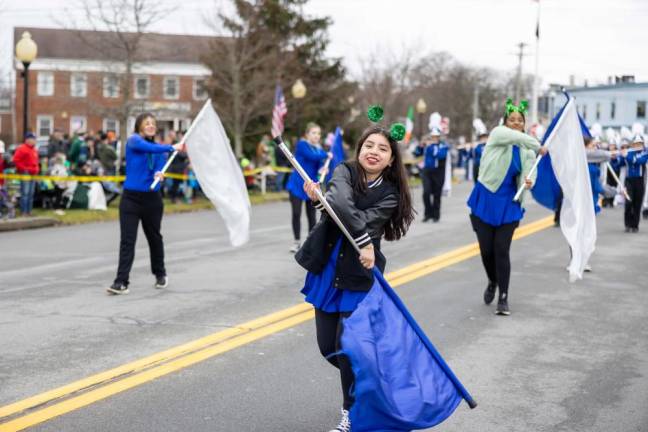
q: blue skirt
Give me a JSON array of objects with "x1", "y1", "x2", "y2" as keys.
[
  {"x1": 301, "y1": 239, "x2": 368, "y2": 313},
  {"x1": 467, "y1": 181, "x2": 524, "y2": 227}
]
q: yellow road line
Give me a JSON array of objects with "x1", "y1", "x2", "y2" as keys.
[{"x1": 0, "y1": 215, "x2": 554, "y2": 431}]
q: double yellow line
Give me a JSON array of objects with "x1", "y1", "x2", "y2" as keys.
[{"x1": 0, "y1": 216, "x2": 554, "y2": 432}]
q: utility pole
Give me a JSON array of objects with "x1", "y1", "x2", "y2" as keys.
[
  {"x1": 471, "y1": 86, "x2": 479, "y2": 142},
  {"x1": 515, "y1": 42, "x2": 527, "y2": 103}
]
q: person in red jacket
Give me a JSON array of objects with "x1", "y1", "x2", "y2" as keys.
[{"x1": 13, "y1": 133, "x2": 39, "y2": 216}]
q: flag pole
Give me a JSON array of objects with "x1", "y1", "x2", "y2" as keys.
[
  {"x1": 606, "y1": 162, "x2": 631, "y2": 201},
  {"x1": 150, "y1": 99, "x2": 213, "y2": 190},
  {"x1": 273, "y1": 135, "x2": 360, "y2": 254},
  {"x1": 513, "y1": 154, "x2": 543, "y2": 202},
  {"x1": 273, "y1": 134, "x2": 477, "y2": 409},
  {"x1": 317, "y1": 154, "x2": 333, "y2": 183}
]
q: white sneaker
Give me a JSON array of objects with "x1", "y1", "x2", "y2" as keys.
[
  {"x1": 289, "y1": 241, "x2": 301, "y2": 253},
  {"x1": 328, "y1": 408, "x2": 350, "y2": 432}
]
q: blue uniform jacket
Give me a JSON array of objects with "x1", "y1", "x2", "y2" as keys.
[
  {"x1": 626, "y1": 150, "x2": 648, "y2": 178},
  {"x1": 414, "y1": 142, "x2": 448, "y2": 170},
  {"x1": 472, "y1": 143, "x2": 486, "y2": 167},
  {"x1": 123, "y1": 134, "x2": 174, "y2": 192}
]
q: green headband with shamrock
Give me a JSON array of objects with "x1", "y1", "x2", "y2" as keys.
[
  {"x1": 367, "y1": 105, "x2": 406, "y2": 141},
  {"x1": 505, "y1": 98, "x2": 529, "y2": 116}
]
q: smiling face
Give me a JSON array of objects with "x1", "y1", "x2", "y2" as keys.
[
  {"x1": 139, "y1": 116, "x2": 157, "y2": 138},
  {"x1": 358, "y1": 133, "x2": 394, "y2": 176},
  {"x1": 505, "y1": 111, "x2": 525, "y2": 132}
]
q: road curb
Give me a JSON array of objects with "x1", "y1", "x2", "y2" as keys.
[{"x1": 0, "y1": 217, "x2": 60, "y2": 232}]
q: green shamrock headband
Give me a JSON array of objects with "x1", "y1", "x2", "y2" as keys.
[
  {"x1": 367, "y1": 105, "x2": 406, "y2": 142},
  {"x1": 505, "y1": 98, "x2": 529, "y2": 116}
]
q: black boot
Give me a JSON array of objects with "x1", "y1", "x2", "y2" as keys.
[
  {"x1": 495, "y1": 292, "x2": 510, "y2": 316},
  {"x1": 483, "y1": 281, "x2": 496, "y2": 305}
]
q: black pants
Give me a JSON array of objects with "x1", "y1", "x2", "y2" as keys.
[
  {"x1": 470, "y1": 214, "x2": 519, "y2": 299},
  {"x1": 289, "y1": 192, "x2": 316, "y2": 241},
  {"x1": 625, "y1": 177, "x2": 644, "y2": 229},
  {"x1": 421, "y1": 167, "x2": 444, "y2": 220},
  {"x1": 115, "y1": 190, "x2": 166, "y2": 285},
  {"x1": 602, "y1": 169, "x2": 619, "y2": 208},
  {"x1": 315, "y1": 309, "x2": 354, "y2": 410},
  {"x1": 169, "y1": 178, "x2": 183, "y2": 202},
  {"x1": 473, "y1": 164, "x2": 480, "y2": 184}
]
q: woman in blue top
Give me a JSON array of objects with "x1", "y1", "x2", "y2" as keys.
[
  {"x1": 285, "y1": 123, "x2": 330, "y2": 252},
  {"x1": 108, "y1": 113, "x2": 184, "y2": 295},
  {"x1": 467, "y1": 100, "x2": 546, "y2": 315}
]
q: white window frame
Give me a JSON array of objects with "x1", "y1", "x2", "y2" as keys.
[
  {"x1": 134, "y1": 76, "x2": 150, "y2": 99},
  {"x1": 192, "y1": 77, "x2": 207, "y2": 101},
  {"x1": 70, "y1": 116, "x2": 87, "y2": 135},
  {"x1": 103, "y1": 118, "x2": 120, "y2": 133},
  {"x1": 37, "y1": 72, "x2": 54, "y2": 96},
  {"x1": 36, "y1": 115, "x2": 54, "y2": 139},
  {"x1": 163, "y1": 76, "x2": 180, "y2": 100},
  {"x1": 70, "y1": 73, "x2": 87, "y2": 98},
  {"x1": 103, "y1": 75, "x2": 120, "y2": 98}
]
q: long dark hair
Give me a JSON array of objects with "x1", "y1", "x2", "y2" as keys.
[
  {"x1": 350, "y1": 126, "x2": 415, "y2": 241},
  {"x1": 134, "y1": 112, "x2": 156, "y2": 140}
]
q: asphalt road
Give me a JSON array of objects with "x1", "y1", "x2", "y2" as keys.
[{"x1": 1, "y1": 181, "x2": 647, "y2": 432}]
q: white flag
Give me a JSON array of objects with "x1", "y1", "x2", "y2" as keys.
[
  {"x1": 545, "y1": 98, "x2": 596, "y2": 282},
  {"x1": 185, "y1": 100, "x2": 250, "y2": 247}
]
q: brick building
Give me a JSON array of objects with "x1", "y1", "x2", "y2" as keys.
[{"x1": 12, "y1": 27, "x2": 214, "y2": 143}]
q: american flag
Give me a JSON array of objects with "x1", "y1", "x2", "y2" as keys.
[{"x1": 271, "y1": 84, "x2": 288, "y2": 138}]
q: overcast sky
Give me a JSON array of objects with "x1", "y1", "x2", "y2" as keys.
[{"x1": 2, "y1": 0, "x2": 647, "y2": 89}]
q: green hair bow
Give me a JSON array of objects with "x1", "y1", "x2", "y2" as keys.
[
  {"x1": 367, "y1": 105, "x2": 407, "y2": 142},
  {"x1": 505, "y1": 98, "x2": 528, "y2": 116}
]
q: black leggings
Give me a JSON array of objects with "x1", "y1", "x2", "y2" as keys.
[
  {"x1": 115, "y1": 190, "x2": 166, "y2": 285},
  {"x1": 289, "y1": 192, "x2": 316, "y2": 241},
  {"x1": 470, "y1": 214, "x2": 519, "y2": 299},
  {"x1": 315, "y1": 309, "x2": 354, "y2": 410}
]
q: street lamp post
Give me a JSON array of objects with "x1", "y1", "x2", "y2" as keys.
[
  {"x1": 416, "y1": 98, "x2": 427, "y2": 142},
  {"x1": 15, "y1": 31, "x2": 38, "y2": 139},
  {"x1": 292, "y1": 79, "x2": 307, "y2": 138}
]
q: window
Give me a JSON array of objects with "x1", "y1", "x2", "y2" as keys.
[
  {"x1": 70, "y1": 73, "x2": 87, "y2": 97},
  {"x1": 134, "y1": 76, "x2": 150, "y2": 99},
  {"x1": 70, "y1": 116, "x2": 87, "y2": 134},
  {"x1": 36, "y1": 115, "x2": 53, "y2": 138},
  {"x1": 164, "y1": 76, "x2": 179, "y2": 99},
  {"x1": 103, "y1": 118, "x2": 119, "y2": 133},
  {"x1": 596, "y1": 103, "x2": 600, "y2": 120},
  {"x1": 582, "y1": 104, "x2": 587, "y2": 120},
  {"x1": 37, "y1": 72, "x2": 54, "y2": 96},
  {"x1": 611, "y1": 102, "x2": 616, "y2": 119},
  {"x1": 103, "y1": 75, "x2": 120, "y2": 98},
  {"x1": 193, "y1": 78, "x2": 207, "y2": 100},
  {"x1": 637, "y1": 101, "x2": 646, "y2": 119}
]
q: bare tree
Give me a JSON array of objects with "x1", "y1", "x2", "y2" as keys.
[
  {"x1": 202, "y1": 1, "x2": 279, "y2": 157},
  {"x1": 62, "y1": 0, "x2": 172, "y2": 168}
]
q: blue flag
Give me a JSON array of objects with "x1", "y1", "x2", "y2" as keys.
[
  {"x1": 531, "y1": 95, "x2": 592, "y2": 211},
  {"x1": 341, "y1": 268, "x2": 476, "y2": 431},
  {"x1": 325, "y1": 126, "x2": 346, "y2": 183}
]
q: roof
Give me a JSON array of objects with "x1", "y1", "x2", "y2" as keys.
[
  {"x1": 566, "y1": 82, "x2": 648, "y2": 92},
  {"x1": 14, "y1": 27, "x2": 219, "y2": 64}
]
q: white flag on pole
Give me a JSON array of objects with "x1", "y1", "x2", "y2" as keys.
[
  {"x1": 545, "y1": 98, "x2": 596, "y2": 282},
  {"x1": 185, "y1": 100, "x2": 250, "y2": 247}
]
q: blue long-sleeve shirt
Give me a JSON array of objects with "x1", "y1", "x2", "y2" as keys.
[
  {"x1": 123, "y1": 134, "x2": 174, "y2": 192},
  {"x1": 626, "y1": 150, "x2": 648, "y2": 178},
  {"x1": 414, "y1": 142, "x2": 448, "y2": 169},
  {"x1": 472, "y1": 142, "x2": 486, "y2": 167},
  {"x1": 285, "y1": 139, "x2": 328, "y2": 201},
  {"x1": 610, "y1": 155, "x2": 625, "y2": 172}
]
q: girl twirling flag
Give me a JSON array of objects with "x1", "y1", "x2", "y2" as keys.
[{"x1": 276, "y1": 106, "x2": 475, "y2": 432}]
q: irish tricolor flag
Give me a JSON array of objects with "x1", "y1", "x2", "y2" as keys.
[{"x1": 404, "y1": 106, "x2": 414, "y2": 143}]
